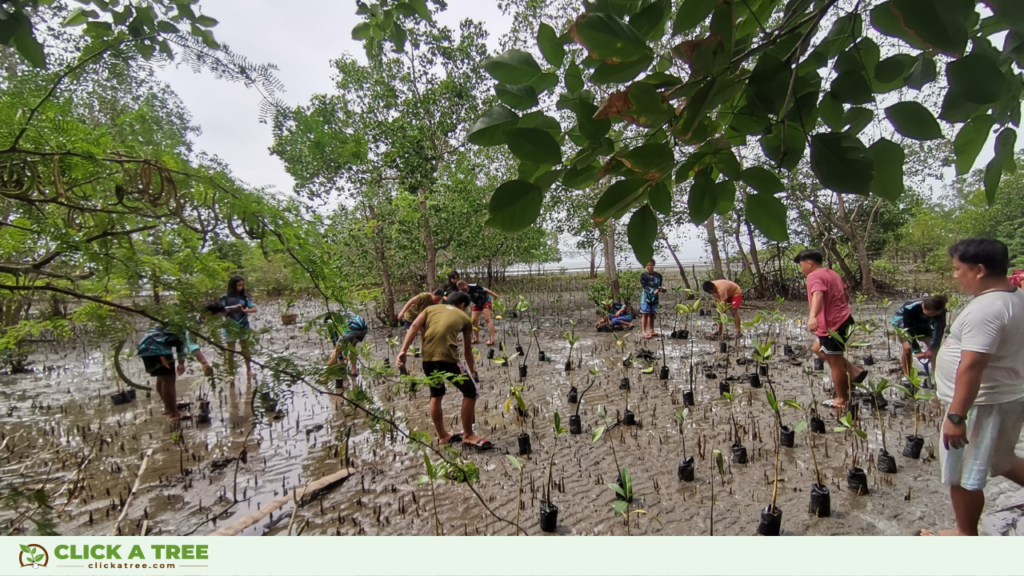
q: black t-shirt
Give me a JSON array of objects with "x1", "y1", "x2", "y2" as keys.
[
  {"x1": 466, "y1": 284, "x2": 489, "y2": 307},
  {"x1": 442, "y1": 282, "x2": 459, "y2": 297},
  {"x1": 640, "y1": 271, "x2": 663, "y2": 305}
]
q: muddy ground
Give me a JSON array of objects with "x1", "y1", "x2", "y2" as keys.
[{"x1": 2, "y1": 294, "x2": 1022, "y2": 537}]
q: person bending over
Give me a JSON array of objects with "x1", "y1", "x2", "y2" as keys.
[
  {"x1": 892, "y1": 295, "x2": 948, "y2": 378},
  {"x1": 702, "y1": 279, "x2": 743, "y2": 338},
  {"x1": 326, "y1": 311, "x2": 369, "y2": 377},
  {"x1": 397, "y1": 292, "x2": 490, "y2": 450},
  {"x1": 399, "y1": 288, "x2": 444, "y2": 345},
  {"x1": 139, "y1": 301, "x2": 226, "y2": 421},
  {"x1": 457, "y1": 280, "x2": 499, "y2": 346}
]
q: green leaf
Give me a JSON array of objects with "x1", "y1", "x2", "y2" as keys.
[
  {"x1": 613, "y1": 500, "x2": 630, "y2": 515},
  {"x1": 467, "y1": 106, "x2": 519, "y2": 147},
  {"x1": 575, "y1": 13, "x2": 648, "y2": 61},
  {"x1": 673, "y1": 0, "x2": 717, "y2": 34},
  {"x1": 538, "y1": 23, "x2": 565, "y2": 68},
  {"x1": 869, "y1": 138, "x2": 905, "y2": 202},
  {"x1": 822, "y1": 12, "x2": 863, "y2": 57},
  {"x1": 520, "y1": 111, "x2": 562, "y2": 134},
  {"x1": 649, "y1": 181, "x2": 672, "y2": 216},
  {"x1": 810, "y1": 132, "x2": 874, "y2": 195},
  {"x1": 630, "y1": 0, "x2": 671, "y2": 40},
  {"x1": 592, "y1": 426, "x2": 606, "y2": 443},
  {"x1": 819, "y1": 93, "x2": 844, "y2": 131},
  {"x1": 947, "y1": 52, "x2": 1007, "y2": 105},
  {"x1": 939, "y1": 89, "x2": 982, "y2": 123},
  {"x1": 745, "y1": 193, "x2": 789, "y2": 241},
  {"x1": 627, "y1": 82, "x2": 674, "y2": 127},
  {"x1": 506, "y1": 128, "x2": 562, "y2": 165},
  {"x1": 884, "y1": 102, "x2": 942, "y2": 141},
  {"x1": 688, "y1": 172, "x2": 717, "y2": 224},
  {"x1": 482, "y1": 49, "x2": 543, "y2": 84},
  {"x1": 841, "y1": 107, "x2": 873, "y2": 136},
  {"x1": 594, "y1": 178, "x2": 648, "y2": 223},
  {"x1": 984, "y1": 128, "x2": 1018, "y2": 205},
  {"x1": 953, "y1": 115, "x2": 994, "y2": 176},
  {"x1": 9, "y1": 11, "x2": 45, "y2": 68},
  {"x1": 715, "y1": 180, "x2": 736, "y2": 215},
  {"x1": 63, "y1": 7, "x2": 93, "y2": 27},
  {"x1": 589, "y1": 53, "x2": 654, "y2": 84},
  {"x1": 566, "y1": 61, "x2": 585, "y2": 94},
  {"x1": 563, "y1": 162, "x2": 602, "y2": 190},
  {"x1": 528, "y1": 72, "x2": 559, "y2": 94},
  {"x1": 628, "y1": 205, "x2": 659, "y2": 264},
  {"x1": 576, "y1": 101, "x2": 613, "y2": 141},
  {"x1": 487, "y1": 180, "x2": 544, "y2": 232},
  {"x1": 746, "y1": 54, "x2": 791, "y2": 115},
  {"x1": 506, "y1": 454, "x2": 522, "y2": 470},
  {"x1": 870, "y1": 1, "x2": 929, "y2": 50},
  {"x1": 830, "y1": 72, "x2": 874, "y2": 105},
  {"x1": 495, "y1": 84, "x2": 539, "y2": 111},
  {"x1": 904, "y1": 54, "x2": 937, "y2": 90},
  {"x1": 618, "y1": 142, "x2": 674, "y2": 177},
  {"x1": 741, "y1": 167, "x2": 784, "y2": 195},
  {"x1": 20, "y1": 545, "x2": 33, "y2": 555},
  {"x1": 891, "y1": 0, "x2": 970, "y2": 57},
  {"x1": 760, "y1": 122, "x2": 806, "y2": 171},
  {"x1": 874, "y1": 55, "x2": 913, "y2": 84},
  {"x1": 794, "y1": 421, "x2": 808, "y2": 433}
]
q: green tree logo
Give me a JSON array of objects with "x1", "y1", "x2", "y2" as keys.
[{"x1": 18, "y1": 544, "x2": 48, "y2": 568}]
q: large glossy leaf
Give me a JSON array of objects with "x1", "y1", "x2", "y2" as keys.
[
  {"x1": 830, "y1": 71, "x2": 874, "y2": 104},
  {"x1": 687, "y1": 172, "x2": 717, "y2": 224},
  {"x1": 589, "y1": 53, "x2": 654, "y2": 84},
  {"x1": 519, "y1": 111, "x2": 561, "y2": 134},
  {"x1": 649, "y1": 181, "x2": 672, "y2": 216},
  {"x1": 626, "y1": 82, "x2": 674, "y2": 127},
  {"x1": 627, "y1": 205, "x2": 659, "y2": 264},
  {"x1": 760, "y1": 122, "x2": 806, "y2": 171},
  {"x1": 467, "y1": 106, "x2": 519, "y2": 147},
  {"x1": 874, "y1": 54, "x2": 914, "y2": 83},
  {"x1": 594, "y1": 178, "x2": 648, "y2": 223},
  {"x1": 746, "y1": 54, "x2": 791, "y2": 115},
  {"x1": 745, "y1": 193, "x2": 790, "y2": 241},
  {"x1": 741, "y1": 167, "x2": 784, "y2": 194},
  {"x1": 565, "y1": 60, "x2": 585, "y2": 94},
  {"x1": 870, "y1": 1, "x2": 929, "y2": 50},
  {"x1": 904, "y1": 54, "x2": 937, "y2": 90},
  {"x1": 884, "y1": 102, "x2": 942, "y2": 140},
  {"x1": 487, "y1": 180, "x2": 543, "y2": 232},
  {"x1": 537, "y1": 23, "x2": 565, "y2": 68},
  {"x1": 939, "y1": 89, "x2": 982, "y2": 123},
  {"x1": 482, "y1": 49, "x2": 543, "y2": 84},
  {"x1": 810, "y1": 132, "x2": 874, "y2": 195},
  {"x1": 562, "y1": 161, "x2": 602, "y2": 190},
  {"x1": 953, "y1": 115, "x2": 994, "y2": 176},
  {"x1": 984, "y1": 128, "x2": 1018, "y2": 205},
  {"x1": 868, "y1": 138, "x2": 905, "y2": 202},
  {"x1": 506, "y1": 128, "x2": 563, "y2": 165},
  {"x1": 528, "y1": 72, "x2": 559, "y2": 94},
  {"x1": 495, "y1": 84, "x2": 539, "y2": 111},
  {"x1": 946, "y1": 52, "x2": 1007, "y2": 105},
  {"x1": 890, "y1": 0, "x2": 969, "y2": 57},
  {"x1": 715, "y1": 180, "x2": 736, "y2": 215},
  {"x1": 630, "y1": 0, "x2": 671, "y2": 40},
  {"x1": 575, "y1": 13, "x2": 648, "y2": 62},
  {"x1": 819, "y1": 93, "x2": 844, "y2": 131},
  {"x1": 673, "y1": 0, "x2": 717, "y2": 34},
  {"x1": 617, "y1": 142, "x2": 674, "y2": 177},
  {"x1": 575, "y1": 101, "x2": 613, "y2": 141},
  {"x1": 843, "y1": 107, "x2": 874, "y2": 136}
]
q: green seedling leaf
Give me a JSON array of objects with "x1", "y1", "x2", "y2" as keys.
[{"x1": 506, "y1": 454, "x2": 523, "y2": 470}]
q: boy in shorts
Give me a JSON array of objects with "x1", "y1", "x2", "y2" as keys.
[
  {"x1": 702, "y1": 279, "x2": 743, "y2": 338},
  {"x1": 595, "y1": 300, "x2": 633, "y2": 329}
]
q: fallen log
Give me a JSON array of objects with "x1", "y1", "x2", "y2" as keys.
[{"x1": 209, "y1": 467, "x2": 356, "y2": 536}]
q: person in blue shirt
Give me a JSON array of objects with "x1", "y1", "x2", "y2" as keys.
[
  {"x1": 139, "y1": 301, "x2": 226, "y2": 421},
  {"x1": 595, "y1": 301, "x2": 633, "y2": 329},
  {"x1": 640, "y1": 259, "x2": 666, "y2": 339},
  {"x1": 892, "y1": 295, "x2": 948, "y2": 377},
  {"x1": 220, "y1": 276, "x2": 258, "y2": 380},
  {"x1": 326, "y1": 311, "x2": 369, "y2": 377}
]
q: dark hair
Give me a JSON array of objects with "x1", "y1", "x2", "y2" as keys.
[
  {"x1": 204, "y1": 301, "x2": 227, "y2": 315},
  {"x1": 448, "y1": 271, "x2": 460, "y2": 282},
  {"x1": 922, "y1": 294, "x2": 948, "y2": 313},
  {"x1": 648, "y1": 258, "x2": 656, "y2": 266},
  {"x1": 226, "y1": 275, "x2": 246, "y2": 298},
  {"x1": 456, "y1": 280, "x2": 469, "y2": 290},
  {"x1": 793, "y1": 249, "x2": 823, "y2": 265},
  {"x1": 432, "y1": 288, "x2": 445, "y2": 297},
  {"x1": 446, "y1": 291, "x2": 471, "y2": 308},
  {"x1": 702, "y1": 281, "x2": 715, "y2": 294},
  {"x1": 948, "y1": 238, "x2": 1010, "y2": 277}
]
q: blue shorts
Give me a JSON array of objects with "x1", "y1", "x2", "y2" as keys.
[
  {"x1": 610, "y1": 315, "x2": 632, "y2": 325},
  {"x1": 640, "y1": 301, "x2": 659, "y2": 314},
  {"x1": 403, "y1": 320, "x2": 413, "y2": 329}
]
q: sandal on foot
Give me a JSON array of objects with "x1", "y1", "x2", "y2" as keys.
[
  {"x1": 465, "y1": 438, "x2": 493, "y2": 451},
  {"x1": 443, "y1": 433, "x2": 463, "y2": 445}
]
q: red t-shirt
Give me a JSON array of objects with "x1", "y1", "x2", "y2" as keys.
[{"x1": 806, "y1": 268, "x2": 852, "y2": 337}]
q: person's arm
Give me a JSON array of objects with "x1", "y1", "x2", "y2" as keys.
[
  {"x1": 193, "y1": 350, "x2": 214, "y2": 375},
  {"x1": 398, "y1": 295, "x2": 419, "y2": 320},
  {"x1": 807, "y1": 291, "x2": 824, "y2": 333},
  {"x1": 241, "y1": 297, "x2": 258, "y2": 314},
  {"x1": 463, "y1": 332, "x2": 476, "y2": 375},
  {"x1": 485, "y1": 289, "x2": 499, "y2": 299},
  {"x1": 891, "y1": 306, "x2": 906, "y2": 330},
  {"x1": 396, "y1": 312, "x2": 426, "y2": 367}
]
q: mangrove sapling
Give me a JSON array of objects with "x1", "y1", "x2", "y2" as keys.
[
  {"x1": 417, "y1": 454, "x2": 448, "y2": 536},
  {"x1": 788, "y1": 399, "x2": 830, "y2": 516},
  {"x1": 879, "y1": 298, "x2": 893, "y2": 360},
  {"x1": 564, "y1": 320, "x2": 579, "y2": 373},
  {"x1": 505, "y1": 386, "x2": 530, "y2": 455},
  {"x1": 756, "y1": 340, "x2": 787, "y2": 535},
  {"x1": 833, "y1": 412, "x2": 871, "y2": 494},
  {"x1": 540, "y1": 412, "x2": 569, "y2": 533},
  {"x1": 716, "y1": 391, "x2": 746, "y2": 462},
  {"x1": 856, "y1": 320, "x2": 880, "y2": 365},
  {"x1": 570, "y1": 369, "x2": 599, "y2": 433},
  {"x1": 858, "y1": 378, "x2": 898, "y2": 473},
  {"x1": 673, "y1": 408, "x2": 695, "y2": 481},
  {"x1": 894, "y1": 368, "x2": 934, "y2": 459},
  {"x1": 608, "y1": 468, "x2": 661, "y2": 536},
  {"x1": 657, "y1": 314, "x2": 670, "y2": 379},
  {"x1": 506, "y1": 455, "x2": 525, "y2": 536}
]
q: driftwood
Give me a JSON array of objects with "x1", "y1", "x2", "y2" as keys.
[
  {"x1": 111, "y1": 448, "x2": 153, "y2": 535},
  {"x1": 209, "y1": 467, "x2": 356, "y2": 536}
]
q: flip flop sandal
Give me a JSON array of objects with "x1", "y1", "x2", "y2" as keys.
[
  {"x1": 443, "y1": 433, "x2": 463, "y2": 445},
  {"x1": 466, "y1": 438, "x2": 493, "y2": 451}
]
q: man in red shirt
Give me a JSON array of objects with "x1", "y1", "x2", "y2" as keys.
[{"x1": 795, "y1": 249, "x2": 867, "y2": 412}]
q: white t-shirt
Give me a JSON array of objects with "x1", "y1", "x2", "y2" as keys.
[{"x1": 936, "y1": 288, "x2": 1024, "y2": 405}]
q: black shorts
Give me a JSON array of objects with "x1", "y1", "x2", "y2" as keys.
[
  {"x1": 402, "y1": 320, "x2": 413, "y2": 329},
  {"x1": 818, "y1": 316, "x2": 855, "y2": 355},
  {"x1": 142, "y1": 354, "x2": 175, "y2": 376},
  {"x1": 422, "y1": 361, "x2": 478, "y2": 399}
]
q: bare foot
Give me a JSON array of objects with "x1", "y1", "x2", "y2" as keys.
[
  {"x1": 484, "y1": 341, "x2": 494, "y2": 346},
  {"x1": 920, "y1": 529, "x2": 961, "y2": 536}
]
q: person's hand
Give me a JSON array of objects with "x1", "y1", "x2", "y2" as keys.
[
  {"x1": 915, "y1": 350, "x2": 935, "y2": 364},
  {"x1": 396, "y1": 351, "x2": 407, "y2": 369},
  {"x1": 176, "y1": 362, "x2": 186, "y2": 376},
  {"x1": 942, "y1": 417, "x2": 969, "y2": 450},
  {"x1": 807, "y1": 317, "x2": 818, "y2": 334},
  {"x1": 202, "y1": 363, "x2": 214, "y2": 377}
]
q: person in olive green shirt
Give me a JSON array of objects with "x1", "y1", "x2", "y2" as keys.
[
  {"x1": 397, "y1": 291, "x2": 491, "y2": 450},
  {"x1": 398, "y1": 288, "x2": 444, "y2": 345}
]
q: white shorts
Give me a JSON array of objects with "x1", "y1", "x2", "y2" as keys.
[{"x1": 940, "y1": 399, "x2": 1024, "y2": 491}]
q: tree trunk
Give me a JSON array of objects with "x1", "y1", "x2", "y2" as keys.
[
  {"x1": 745, "y1": 221, "x2": 765, "y2": 293},
  {"x1": 733, "y1": 222, "x2": 751, "y2": 277},
  {"x1": 589, "y1": 245, "x2": 597, "y2": 279},
  {"x1": 705, "y1": 217, "x2": 725, "y2": 280},
  {"x1": 602, "y1": 221, "x2": 620, "y2": 300},
  {"x1": 487, "y1": 260, "x2": 493, "y2": 287},
  {"x1": 419, "y1": 192, "x2": 438, "y2": 292},
  {"x1": 853, "y1": 237, "x2": 875, "y2": 296},
  {"x1": 367, "y1": 204, "x2": 398, "y2": 325},
  {"x1": 662, "y1": 235, "x2": 692, "y2": 291}
]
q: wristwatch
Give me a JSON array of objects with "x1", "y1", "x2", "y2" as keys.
[{"x1": 946, "y1": 413, "x2": 966, "y2": 426}]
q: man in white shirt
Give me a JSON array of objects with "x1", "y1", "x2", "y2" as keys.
[{"x1": 924, "y1": 238, "x2": 1024, "y2": 536}]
